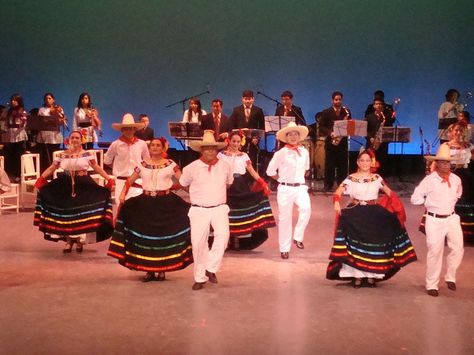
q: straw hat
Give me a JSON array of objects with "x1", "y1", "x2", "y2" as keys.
[
  {"x1": 425, "y1": 143, "x2": 455, "y2": 161},
  {"x1": 112, "y1": 113, "x2": 145, "y2": 131},
  {"x1": 276, "y1": 121, "x2": 309, "y2": 143},
  {"x1": 189, "y1": 130, "x2": 227, "y2": 152}
]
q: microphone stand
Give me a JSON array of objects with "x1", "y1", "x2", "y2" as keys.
[
  {"x1": 165, "y1": 90, "x2": 210, "y2": 112},
  {"x1": 256, "y1": 91, "x2": 281, "y2": 107}
]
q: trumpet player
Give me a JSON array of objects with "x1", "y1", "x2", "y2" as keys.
[
  {"x1": 37, "y1": 93, "x2": 67, "y2": 172},
  {"x1": 319, "y1": 91, "x2": 352, "y2": 192},
  {"x1": 73, "y1": 92, "x2": 102, "y2": 149}
]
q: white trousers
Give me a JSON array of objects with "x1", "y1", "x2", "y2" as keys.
[
  {"x1": 115, "y1": 178, "x2": 143, "y2": 205},
  {"x1": 276, "y1": 185, "x2": 311, "y2": 252},
  {"x1": 425, "y1": 213, "x2": 464, "y2": 290},
  {"x1": 188, "y1": 204, "x2": 230, "y2": 283}
]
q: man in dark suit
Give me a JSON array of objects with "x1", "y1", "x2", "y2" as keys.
[
  {"x1": 134, "y1": 114, "x2": 154, "y2": 142},
  {"x1": 275, "y1": 90, "x2": 306, "y2": 126},
  {"x1": 201, "y1": 99, "x2": 231, "y2": 141},
  {"x1": 319, "y1": 91, "x2": 352, "y2": 192},
  {"x1": 230, "y1": 90, "x2": 265, "y2": 130},
  {"x1": 365, "y1": 92, "x2": 394, "y2": 176},
  {"x1": 364, "y1": 90, "x2": 394, "y2": 124}
]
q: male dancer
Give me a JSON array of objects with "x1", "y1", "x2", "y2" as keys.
[
  {"x1": 104, "y1": 113, "x2": 149, "y2": 204},
  {"x1": 266, "y1": 122, "x2": 311, "y2": 259},
  {"x1": 180, "y1": 131, "x2": 233, "y2": 290},
  {"x1": 411, "y1": 144, "x2": 464, "y2": 297}
]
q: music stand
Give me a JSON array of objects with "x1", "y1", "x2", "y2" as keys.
[
  {"x1": 333, "y1": 120, "x2": 367, "y2": 173},
  {"x1": 232, "y1": 128, "x2": 265, "y2": 139},
  {"x1": 381, "y1": 127, "x2": 411, "y2": 154},
  {"x1": 168, "y1": 122, "x2": 203, "y2": 150},
  {"x1": 264, "y1": 116, "x2": 295, "y2": 151},
  {"x1": 26, "y1": 115, "x2": 60, "y2": 132}
]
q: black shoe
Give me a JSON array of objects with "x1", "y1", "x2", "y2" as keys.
[
  {"x1": 427, "y1": 289, "x2": 439, "y2": 297},
  {"x1": 293, "y1": 240, "x2": 304, "y2": 249},
  {"x1": 63, "y1": 243, "x2": 73, "y2": 253},
  {"x1": 205, "y1": 270, "x2": 218, "y2": 284},
  {"x1": 156, "y1": 272, "x2": 166, "y2": 281},
  {"x1": 281, "y1": 252, "x2": 289, "y2": 259},
  {"x1": 192, "y1": 282, "x2": 205, "y2": 291},
  {"x1": 446, "y1": 281, "x2": 456, "y2": 291},
  {"x1": 142, "y1": 272, "x2": 156, "y2": 283},
  {"x1": 353, "y1": 278, "x2": 362, "y2": 289},
  {"x1": 367, "y1": 278, "x2": 377, "y2": 288}
]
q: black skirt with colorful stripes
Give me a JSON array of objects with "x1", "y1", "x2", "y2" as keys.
[
  {"x1": 33, "y1": 174, "x2": 113, "y2": 242},
  {"x1": 327, "y1": 204, "x2": 417, "y2": 281},
  {"x1": 227, "y1": 175, "x2": 276, "y2": 250},
  {"x1": 108, "y1": 192, "x2": 193, "y2": 273}
]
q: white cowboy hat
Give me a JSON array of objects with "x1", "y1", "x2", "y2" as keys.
[
  {"x1": 189, "y1": 130, "x2": 227, "y2": 152},
  {"x1": 112, "y1": 113, "x2": 145, "y2": 131},
  {"x1": 276, "y1": 121, "x2": 309, "y2": 143},
  {"x1": 425, "y1": 143, "x2": 455, "y2": 161}
]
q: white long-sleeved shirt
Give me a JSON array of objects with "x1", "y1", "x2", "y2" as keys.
[
  {"x1": 266, "y1": 146, "x2": 309, "y2": 184},
  {"x1": 180, "y1": 159, "x2": 233, "y2": 206},
  {"x1": 411, "y1": 171, "x2": 462, "y2": 215},
  {"x1": 104, "y1": 137, "x2": 150, "y2": 177}
]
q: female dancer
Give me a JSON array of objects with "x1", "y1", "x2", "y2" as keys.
[
  {"x1": 327, "y1": 150, "x2": 417, "y2": 287},
  {"x1": 34, "y1": 131, "x2": 114, "y2": 253},
  {"x1": 444, "y1": 123, "x2": 474, "y2": 239},
  {"x1": 108, "y1": 137, "x2": 193, "y2": 282},
  {"x1": 181, "y1": 97, "x2": 206, "y2": 123},
  {"x1": 1, "y1": 94, "x2": 28, "y2": 181},
  {"x1": 73, "y1": 92, "x2": 102, "y2": 149},
  {"x1": 37, "y1": 93, "x2": 67, "y2": 171},
  {"x1": 218, "y1": 131, "x2": 275, "y2": 250}
]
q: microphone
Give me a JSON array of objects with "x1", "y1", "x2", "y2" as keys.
[
  {"x1": 419, "y1": 127, "x2": 423, "y2": 135},
  {"x1": 256, "y1": 91, "x2": 262, "y2": 96},
  {"x1": 424, "y1": 139, "x2": 430, "y2": 145}
]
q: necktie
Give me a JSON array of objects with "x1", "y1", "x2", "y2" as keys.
[{"x1": 245, "y1": 108, "x2": 250, "y2": 120}]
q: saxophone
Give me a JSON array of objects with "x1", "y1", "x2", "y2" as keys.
[{"x1": 331, "y1": 107, "x2": 350, "y2": 145}]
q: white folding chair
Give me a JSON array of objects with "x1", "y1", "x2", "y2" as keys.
[
  {"x1": 20, "y1": 153, "x2": 40, "y2": 207},
  {"x1": 0, "y1": 156, "x2": 20, "y2": 214}
]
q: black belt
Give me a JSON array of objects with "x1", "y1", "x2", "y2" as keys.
[
  {"x1": 427, "y1": 211, "x2": 454, "y2": 219},
  {"x1": 78, "y1": 122, "x2": 92, "y2": 128},
  {"x1": 280, "y1": 182, "x2": 304, "y2": 187},
  {"x1": 191, "y1": 203, "x2": 225, "y2": 208}
]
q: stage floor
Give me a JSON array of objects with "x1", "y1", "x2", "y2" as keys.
[{"x1": 1, "y1": 192, "x2": 473, "y2": 355}]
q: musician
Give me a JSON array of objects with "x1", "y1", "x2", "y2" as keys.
[
  {"x1": 134, "y1": 114, "x2": 154, "y2": 142},
  {"x1": 438, "y1": 89, "x2": 462, "y2": 142},
  {"x1": 73, "y1": 92, "x2": 101, "y2": 149},
  {"x1": 37, "y1": 93, "x2": 67, "y2": 172},
  {"x1": 275, "y1": 90, "x2": 306, "y2": 126},
  {"x1": 364, "y1": 90, "x2": 395, "y2": 123},
  {"x1": 201, "y1": 99, "x2": 231, "y2": 141},
  {"x1": 365, "y1": 97, "x2": 390, "y2": 175},
  {"x1": 319, "y1": 91, "x2": 352, "y2": 192},
  {"x1": 182, "y1": 97, "x2": 206, "y2": 124},
  {"x1": 1, "y1": 94, "x2": 28, "y2": 181},
  {"x1": 230, "y1": 90, "x2": 265, "y2": 130}
]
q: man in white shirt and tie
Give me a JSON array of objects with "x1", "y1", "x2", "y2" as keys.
[
  {"x1": 411, "y1": 144, "x2": 464, "y2": 297},
  {"x1": 266, "y1": 122, "x2": 311, "y2": 259}
]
